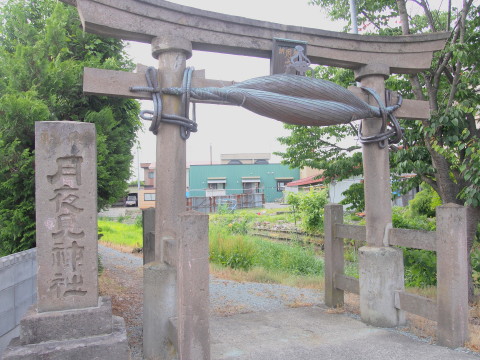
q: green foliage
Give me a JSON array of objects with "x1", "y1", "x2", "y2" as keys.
[
  {"x1": 209, "y1": 227, "x2": 256, "y2": 271},
  {"x1": 279, "y1": 1, "x2": 480, "y2": 215},
  {"x1": 252, "y1": 238, "x2": 323, "y2": 276},
  {"x1": 210, "y1": 210, "x2": 257, "y2": 235},
  {"x1": 392, "y1": 206, "x2": 436, "y2": 231},
  {"x1": 286, "y1": 189, "x2": 329, "y2": 234},
  {"x1": 391, "y1": 206, "x2": 437, "y2": 287},
  {"x1": 403, "y1": 249, "x2": 437, "y2": 288},
  {"x1": 97, "y1": 220, "x2": 143, "y2": 248},
  {"x1": 0, "y1": 0, "x2": 141, "y2": 254},
  {"x1": 340, "y1": 182, "x2": 365, "y2": 212},
  {"x1": 408, "y1": 185, "x2": 442, "y2": 218},
  {"x1": 209, "y1": 222, "x2": 323, "y2": 275}
]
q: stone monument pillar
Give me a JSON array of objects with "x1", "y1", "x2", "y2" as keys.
[{"x1": 3, "y1": 121, "x2": 129, "y2": 359}]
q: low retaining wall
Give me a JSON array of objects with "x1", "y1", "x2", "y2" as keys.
[{"x1": 0, "y1": 248, "x2": 37, "y2": 357}]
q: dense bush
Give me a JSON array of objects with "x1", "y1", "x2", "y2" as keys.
[
  {"x1": 408, "y1": 185, "x2": 442, "y2": 218},
  {"x1": 209, "y1": 218, "x2": 323, "y2": 275},
  {"x1": 286, "y1": 189, "x2": 329, "y2": 234},
  {"x1": 392, "y1": 206, "x2": 437, "y2": 287}
]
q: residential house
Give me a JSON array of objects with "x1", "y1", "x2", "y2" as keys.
[
  {"x1": 138, "y1": 155, "x2": 300, "y2": 209},
  {"x1": 189, "y1": 162, "x2": 299, "y2": 203}
]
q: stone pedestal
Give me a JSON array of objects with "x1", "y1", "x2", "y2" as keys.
[
  {"x1": 359, "y1": 246, "x2": 405, "y2": 327},
  {"x1": 3, "y1": 297, "x2": 129, "y2": 359}
]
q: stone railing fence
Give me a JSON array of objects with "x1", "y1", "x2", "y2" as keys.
[
  {"x1": 0, "y1": 248, "x2": 37, "y2": 356},
  {"x1": 324, "y1": 203, "x2": 468, "y2": 348}
]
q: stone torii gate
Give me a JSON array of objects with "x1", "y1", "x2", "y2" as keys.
[{"x1": 63, "y1": 1, "x2": 448, "y2": 359}]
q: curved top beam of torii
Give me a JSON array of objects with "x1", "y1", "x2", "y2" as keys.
[{"x1": 64, "y1": 0, "x2": 449, "y2": 74}]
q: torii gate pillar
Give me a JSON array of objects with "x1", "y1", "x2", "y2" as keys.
[
  {"x1": 143, "y1": 35, "x2": 195, "y2": 360},
  {"x1": 355, "y1": 65, "x2": 405, "y2": 327}
]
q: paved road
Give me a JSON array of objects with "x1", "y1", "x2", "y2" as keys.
[
  {"x1": 212, "y1": 307, "x2": 479, "y2": 360},
  {"x1": 99, "y1": 245, "x2": 480, "y2": 360}
]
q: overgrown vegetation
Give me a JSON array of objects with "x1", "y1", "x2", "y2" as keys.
[
  {"x1": 0, "y1": 0, "x2": 141, "y2": 256},
  {"x1": 209, "y1": 211, "x2": 323, "y2": 278},
  {"x1": 285, "y1": 189, "x2": 329, "y2": 233},
  {"x1": 98, "y1": 218, "x2": 143, "y2": 249}
]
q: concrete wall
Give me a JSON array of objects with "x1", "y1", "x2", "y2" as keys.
[
  {"x1": 0, "y1": 248, "x2": 37, "y2": 357},
  {"x1": 329, "y1": 177, "x2": 362, "y2": 204}
]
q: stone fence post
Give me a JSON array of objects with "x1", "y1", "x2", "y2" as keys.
[
  {"x1": 324, "y1": 204, "x2": 345, "y2": 308},
  {"x1": 436, "y1": 204, "x2": 469, "y2": 348}
]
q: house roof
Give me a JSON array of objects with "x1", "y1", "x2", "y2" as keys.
[{"x1": 286, "y1": 175, "x2": 324, "y2": 187}]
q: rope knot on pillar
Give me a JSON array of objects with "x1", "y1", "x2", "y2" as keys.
[{"x1": 130, "y1": 66, "x2": 197, "y2": 139}]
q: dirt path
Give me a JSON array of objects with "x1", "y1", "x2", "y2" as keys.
[{"x1": 98, "y1": 244, "x2": 323, "y2": 359}]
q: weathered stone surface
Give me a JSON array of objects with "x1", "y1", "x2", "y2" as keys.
[
  {"x1": 3, "y1": 316, "x2": 129, "y2": 360},
  {"x1": 359, "y1": 246, "x2": 405, "y2": 327},
  {"x1": 436, "y1": 204, "x2": 469, "y2": 348},
  {"x1": 35, "y1": 121, "x2": 98, "y2": 312},
  {"x1": 177, "y1": 211, "x2": 210, "y2": 360},
  {"x1": 324, "y1": 204, "x2": 345, "y2": 308},
  {"x1": 19, "y1": 297, "x2": 113, "y2": 345},
  {"x1": 142, "y1": 208, "x2": 155, "y2": 265},
  {"x1": 68, "y1": 0, "x2": 449, "y2": 73},
  {"x1": 143, "y1": 262, "x2": 176, "y2": 360}
]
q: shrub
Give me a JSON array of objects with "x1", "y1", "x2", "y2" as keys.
[
  {"x1": 391, "y1": 206, "x2": 437, "y2": 287},
  {"x1": 286, "y1": 189, "x2": 329, "y2": 234},
  {"x1": 209, "y1": 227, "x2": 256, "y2": 271},
  {"x1": 408, "y1": 185, "x2": 442, "y2": 218},
  {"x1": 209, "y1": 220, "x2": 323, "y2": 276}
]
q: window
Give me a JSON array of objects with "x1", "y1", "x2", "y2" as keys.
[
  {"x1": 227, "y1": 160, "x2": 242, "y2": 165},
  {"x1": 277, "y1": 180, "x2": 289, "y2": 192},
  {"x1": 254, "y1": 159, "x2": 269, "y2": 164},
  {"x1": 243, "y1": 182, "x2": 260, "y2": 194},
  {"x1": 148, "y1": 171, "x2": 155, "y2": 179},
  {"x1": 144, "y1": 193, "x2": 155, "y2": 201},
  {"x1": 208, "y1": 183, "x2": 225, "y2": 190}
]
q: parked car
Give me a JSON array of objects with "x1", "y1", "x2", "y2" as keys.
[{"x1": 125, "y1": 193, "x2": 138, "y2": 207}]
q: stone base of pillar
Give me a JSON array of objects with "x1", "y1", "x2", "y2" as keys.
[
  {"x1": 143, "y1": 262, "x2": 177, "y2": 360},
  {"x1": 359, "y1": 246, "x2": 406, "y2": 327},
  {"x1": 2, "y1": 297, "x2": 129, "y2": 359}
]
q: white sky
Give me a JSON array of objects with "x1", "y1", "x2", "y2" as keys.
[
  {"x1": 126, "y1": 0, "x2": 461, "y2": 181},
  {"x1": 126, "y1": 0, "x2": 346, "y2": 180}
]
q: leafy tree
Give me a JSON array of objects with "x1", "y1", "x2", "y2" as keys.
[
  {"x1": 277, "y1": 1, "x2": 479, "y2": 297},
  {"x1": 0, "y1": 0, "x2": 141, "y2": 255},
  {"x1": 286, "y1": 189, "x2": 329, "y2": 233},
  {"x1": 340, "y1": 182, "x2": 365, "y2": 213}
]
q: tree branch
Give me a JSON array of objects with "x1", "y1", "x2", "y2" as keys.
[
  {"x1": 396, "y1": 0, "x2": 410, "y2": 34},
  {"x1": 409, "y1": 74, "x2": 426, "y2": 101},
  {"x1": 360, "y1": 10, "x2": 383, "y2": 31},
  {"x1": 421, "y1": 174, "x2": 439, "y2": 194},
  {"x1": 447, "y1": 0, "x2": 470, "y2": 108}
]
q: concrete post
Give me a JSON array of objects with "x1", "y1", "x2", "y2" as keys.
[
  {"x1": 324, "y1": 204, "x2": 345, "y2": 308},
  {"x1": 143, "y1": 36, "x2": 192, "y2": 360},
  {"x1": 153, "y1": 36, "x2": 192, "y2": 262},
  {"x1": 436, "y1": 204, "x2": 469, "y2": 348},
  {"x1": 143, "y1": 208, "x2": 155, "y2": 265},
  {"x1": 177, "y1": 211, "x2": 210, "y2": 360},
  {"x1": 355, "y1": 65, "x2": 392, "y2": 247},
  {"x1": 355, "y1": 65, "x2": 405, "y2": 327}
]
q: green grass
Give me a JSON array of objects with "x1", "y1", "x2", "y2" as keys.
[
  {"x1": 209, "y1": 224, "x2": 323, "y2": 277},
  {"x1": 98, "y1": 219, "x2": 142, "y2": 249}
]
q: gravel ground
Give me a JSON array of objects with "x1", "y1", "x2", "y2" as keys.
[{"x1": 98, "y1": 244, "x2": 323, "y2": 359}]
